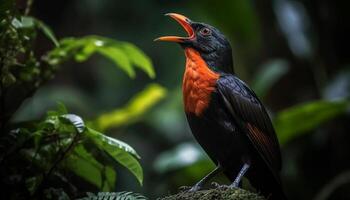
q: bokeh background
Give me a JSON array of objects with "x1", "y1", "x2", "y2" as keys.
[{"x1": 12, "y1": 0, "x2": 350, "y2": 199}]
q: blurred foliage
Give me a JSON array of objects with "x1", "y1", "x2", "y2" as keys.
[
  {"x1": 0, "y1": 0, "x2": 164, "y2": 199},
  {"x1": 1, "y1": 0, "x2": 350, "y2": 199},
  {"x1": 251, "y1": 59, "x2": 289, "y2": 99},
  {"x1": 45, "y1": 36, "x2": 155, "y2": 78},
  {"x1": 152, "y1": 1, "x2": 350, "y2": 198},
  {"x1": 323, "y1": 68, "x2": 350, "y2": 100},
  {"x1": 5, "y1": 107, "x2": 142, "y2": 196},
  {"x1": 0, "y1": 2, "x2": 58, "y2": 123},
  {"x1": 274, "y1": 100, "x2": 350, "y2": 145},
  {"x1": 313, "y1": 170, "x2": 350, "y2": 200},
  {"x1": 10, "y1": 16, "x2": 59, "y2": 47},
  {"x1": 92, "y1": 83, "x2": 166, "y2": 131},
  {"x1": 154, "y1": 142, "x2": 209, "y2": 174}
]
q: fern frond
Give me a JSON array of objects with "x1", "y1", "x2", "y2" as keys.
[{"x1": 78, "y1": 191, "x2": 148, "y2": 200}]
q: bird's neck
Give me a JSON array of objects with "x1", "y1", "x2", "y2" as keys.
[
  {"x1": 200, "y1": 48, "x2": 234, "y2": 74},
  {"x1": 182, "y1": 48, "x2": 220, "y2": 116}
]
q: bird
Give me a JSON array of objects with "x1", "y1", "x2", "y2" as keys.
[{"x1": 155, "y1": 13, "x2": 287, "y2": 200}]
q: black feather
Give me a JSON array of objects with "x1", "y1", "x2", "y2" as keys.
[{"x1": 217, "y1": 73, "x2": 282, "y2": 171}]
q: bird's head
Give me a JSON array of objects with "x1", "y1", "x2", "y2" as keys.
[{"x1": 155, "y1": 13, "x2": 234, "y2": 74}]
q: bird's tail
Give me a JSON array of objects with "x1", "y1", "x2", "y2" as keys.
[
  {"x1": 266, "y1": 188, "x2": 288, "y2": 200},
  {"x1": 253, "y1": 174, "x2": 288, "y2": 200},
  {"x1": 245, "y1": 165, "x2": 288, "y2": 200}
]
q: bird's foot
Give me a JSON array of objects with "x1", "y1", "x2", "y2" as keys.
[
  {"x1": 211, "y1": 182, "x2": 232, "y2": 190},
  {"x1": 188, "y1": 184, "x2": 201, "y2": 192},
  {"x1": 211, "y1": 182, "x2": 221, "y2": 188},
  {"x1": 229, "y1": 180, "x2": 240, "y2": 189},
  {"x1": 178, "y1": 186, "x2": 192, "y2": 192},
  {"x1": 178, "y1": 185, "x2": 202, "y2": 192}
]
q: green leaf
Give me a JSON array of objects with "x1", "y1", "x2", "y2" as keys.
[
  {"x1": 56, "y1": 102, "x2": 68, "y2": 115},
  {"x1": 0, "y1": 0, "x2": 13, "y2": 20},
  {"x1": 1, "y1": 72, "x2": 16, "y2": 86},
  {"x1": 121, "y1": 43, "x2": 155, "y2": 78},
  {"x1": 67, "y1": 145, "x2": 103, "y2": 188},
  {"x1": 45, "y1": 36, "x2": 155, "y2": 78},
  {"x1": 154, "y1": 142, "x2": 211, "y2": 173},
  {"x1": 86, "y1": 128, "x2": 143, "y2": 185},
  {"x1": 12, "y1": 16, "x2": 59, "y2": 47},
  {"x1": 96, "y1": 45, "x2": 135, "y2": 78},
  {"x1": 11, "y1": 16, "x2": 34, "y2": 29},
  {"x1": 20, "y1": 16, "x2": 34, "y2": 28},
  {"x1": 11, "y1": 17, "x2": 22, "y2": 28},
  {"x1": 74, "y1": 39, "x2": 98, "y2": 62},
  {"x1": 47, "y1": 102, "x2": 68, "y2": 117},
  {"x1": 274, "y1": 100, "x2": 350, "y2": 144},
  {"x1": 33, "y1": 130, "x2": 43, "y2": 151},
  {"x1": 25, "y1": 176, "x2": 43, "y2": 195},
  {"x1": 32, "y1": 18, "x2": 59, "y2": 47},
  {"x1": 42, "y1": 115, "x2": 60, "y2": 130},
  {"x1": 10, "y1": 16, "x2": 58, "y2": 46},
  {"x1": 93, "y1": 83, "x2": 166, "y2": 131},
  {"x1": 60, "y1": 114, "x2": 85, "y2": 133},
  {"x1": 86, "y1": 128, "x2": 140, "y2": 158},
  {"x1": 101, "y1": 166, "x2": 116, "y2": 192},
  {"x1": 252, "y1": 59, "x2": 289, "y2": 98}
]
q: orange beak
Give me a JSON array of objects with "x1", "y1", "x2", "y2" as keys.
[{"x1": 154, "y1": 13, "x2": 195, "y2": 43}]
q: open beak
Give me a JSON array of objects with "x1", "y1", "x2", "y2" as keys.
[{"x1": 154, "y1": 13, "x2": 194, "y2": 43}]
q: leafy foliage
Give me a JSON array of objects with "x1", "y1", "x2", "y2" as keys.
[
  {"x1": 86, "y1": 128, "x2": 143, "y2": 185},
  {"x1": 0, "y1": 1, "x2": 159, "y2": 199},
  {"x1": 154, "y1": 142, "x2": 210, "y2": 173},
  {"x1": 11, "y1": 16, "x2": 58, "y2": 46},
  {"x1": 0, "y1": 3, "x2": 59, "y2": 126},
  {"x1": 0, "y1": 13, "x2": 58, "y2": 89},
  {"x1": 93, "y1": 83, "x2": 166, "y2": 131},
  {"x1": 1, "y1": 106, "x2": 143, "y2": 197},
  {"x1": 0, "y1": 6, "x2": 155, "y2": 126},
  {"x1": 45, "y1": 36, "x2": 155, "y2": 78},
  {"x1": 79, "y1": 191, "x2": 148, "y2": 200},
  {"x1": 274, "y1": 100, "x2": 350, "y2": 144},
  {"x1": 154, "y1": 142, "x2": 216, "y2": 188},
  {"x1": 252, "y1": 59, "x2": 289, "y2": 99}
]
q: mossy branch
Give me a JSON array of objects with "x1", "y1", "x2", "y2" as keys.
[{"x1": 158, "y1": 187, "x2": 266, "y2": 200}]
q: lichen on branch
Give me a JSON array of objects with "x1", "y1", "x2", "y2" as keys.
[{"x1": 158, "y1": 186, "x2": 266, "y2": 200}]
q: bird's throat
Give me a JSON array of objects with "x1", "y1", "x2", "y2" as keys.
[{"x1": 183, "y1": 48, "x2": 220, "y2": 116}]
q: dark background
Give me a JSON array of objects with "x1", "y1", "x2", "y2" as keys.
[{"x1": 13, "y1": 0, "x2": 350, "y2": 199}]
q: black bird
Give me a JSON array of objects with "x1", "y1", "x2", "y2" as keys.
[{"x1": 155, "y1": 13, "x2": 287, "y2": 200}]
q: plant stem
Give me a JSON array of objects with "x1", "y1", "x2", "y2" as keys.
[
  {"x1": 25, "y1": 0, "x2": 33, "y2": 15},
  {"x1": 32, "y1": 132, "x2": 80, "y2": 198}
]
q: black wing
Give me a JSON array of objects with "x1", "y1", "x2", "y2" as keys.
[{"x1": 217, "y1": 74, "x2": 282, "y2": 172}]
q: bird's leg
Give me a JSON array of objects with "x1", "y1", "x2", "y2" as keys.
[
  {"x1": 230, "y1": 163, "x2": 250, "y2": 188},
  {"x1": 189, "y1": 164, "x2": 222, "y2": 192}
]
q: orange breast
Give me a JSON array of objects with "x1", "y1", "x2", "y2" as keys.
[{"x1": 183, "y1": 48, "x2": 220, "y2": 116}]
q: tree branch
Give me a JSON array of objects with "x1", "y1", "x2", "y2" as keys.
[{"x1": 158, "y1": 187, "x2": 266, "y2": 200}]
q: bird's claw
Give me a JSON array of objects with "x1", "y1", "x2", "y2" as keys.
[
  {"x1": 211, "y1": 182, "x2": 238, "y2": 190},
  {"x1": 188, "y1": 185, "x2": 201, "y2": 192},
  {"x1": 229, "y1": 181, "x2": 239, "y2": 189},
  {"x1": 179, "y1": 186, "x2": 192, "y2": 192},
  {"x1": 211, "y1": 182, "x2": 221, "y2": 188}
]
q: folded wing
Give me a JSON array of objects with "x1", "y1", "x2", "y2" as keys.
[{"x1": 217, "y1": 74, "x2": 282, "y2": 174}]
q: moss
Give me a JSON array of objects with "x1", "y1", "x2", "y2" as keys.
[{"x1": 158, "y1": 186, "x2": 266, "y2": 200}]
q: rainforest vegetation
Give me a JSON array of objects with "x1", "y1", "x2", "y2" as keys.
[{"x1": 0, "y1": 0, "x2": 349, "y2": 199}]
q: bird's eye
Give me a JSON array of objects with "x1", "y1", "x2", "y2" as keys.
[{"x1": 200, "y1": 27, "x2": 211, "y2": 36}]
